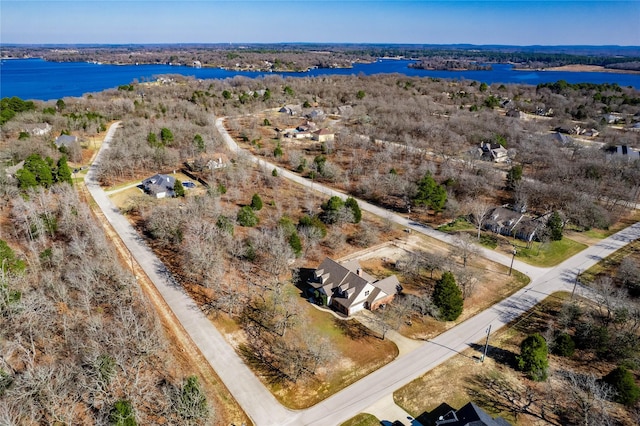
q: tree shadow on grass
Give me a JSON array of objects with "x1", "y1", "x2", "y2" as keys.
[
  {"x1": 333, "y1": 318, "x2": 371, "y2": 340},
  {"x1": 468, "y1": 343, "x2": 516, "y2": 367},
  {"x1": 465, "y1": 372, "x2": 561, "y2": 426},
  {"x1": 238, "y1": 343, "x2": 290, "y2": 386},
  {"x1": 293, "y1": 267, "x2": 316, "y2": 293}
]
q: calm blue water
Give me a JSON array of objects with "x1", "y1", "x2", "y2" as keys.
[{"x1": 1, "y1": 58, "x2": 639, "y2": 101}]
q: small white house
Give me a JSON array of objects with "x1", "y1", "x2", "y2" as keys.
[{"x1": 312, "y1": 128, "x2": 335, "y2": 143}]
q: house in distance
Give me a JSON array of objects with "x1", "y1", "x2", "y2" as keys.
[
  {"x1": 54, "y1": 134, "x2": 78, "y2": 149},
  {"x1": 142, "y1": 174, "x2": 176, "y2": 198}
]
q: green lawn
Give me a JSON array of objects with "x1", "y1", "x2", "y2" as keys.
[
  {"x1": 566, "y1": 209, "x2": 640, "y2": 240},
  {"x1": 514, "y1": 238, "x2": 587, "y2": 267},
  {"x1": 580, "y1": 239, "x2": 640, "y2": 283},
  {"x1": 479, "y1": 233, "x2": 498, "y2": 249},
  {"x1": 340, "y1": 413, "x2": 380, "y2": 426},
  {"x1": 437, "y1": 217, "x2": 474, "y2": 233}
]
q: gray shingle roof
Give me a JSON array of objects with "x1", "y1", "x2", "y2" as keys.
[
  {"x1": 142, "y1": 174, "x2": 176, "y2": 197},
  {"x1": 55, "y1": 135, "x2": 78, "y2": 148},
  {"x1": 311, "y1": 257, "x2": 398, "y2": 313}
]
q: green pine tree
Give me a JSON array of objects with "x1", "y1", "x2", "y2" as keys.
[
  {"x1": 432, "y1": 271, "x2": 463, "y2": 321},
  {"x1": 109, "y1": 400, "x2": 137, "y2": 426},
  {"x1": 237, "y1": 206, "x2": 259, "y2": 227},
  {"x1": 173, "y1": 179, "x2": 185, "y2": 197},
  {"x1": 250, "y1": 193, "x2": 263, "y2": 211},
  {"x1": 547, "y1": 211, "x2": 564, "y2": 241},
  {"x1": 414, "y1": 171, "x2": 447, "y2": 213},
  {"x1": 147, "y1": 132, "x2": 159, "y2": 147},
  {"x1": 516, "y1": 333, "x2": 549, "y2": 381},
  {"x1": 16, "y1": 167, "x2": 38, "y2": 190},
  {"x1": 23, "y1": 153, "x2": 53, "y2": 188},
  {"x1": 552, "y1": 332, "x2": 575, "y2": 357},
  {"x1": 160, "y1": 127, "x2": 174, "y2": 145},
  {"x1": 603, "y1": 366, "x2": 640, "y2": 406},
  {"x1": 345, "y1": 197, "x2": 362, "y2": 224},
  {"x1": 506, "y1": 164, "x2": 523, "y2": 190},
  {"x1": 56, "y1": 156, "x2": 73, "y2": 184},
  {"x1": 193, "y1": 134, "x2": 205, "y2": 152},
  {"x1": 177, "y1": 376, "x2": 209, "y2": 421},
  {"x1": 288, "y1": 232, "x2": 302, "y2": 257},
  {"x1": 320, "y1": 195, "x2": 345, "y2": 224}
]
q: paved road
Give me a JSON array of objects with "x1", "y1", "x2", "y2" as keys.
[
  {"x1": 291, "y1": 221, "x2": 640, "y2": 425},
  {"x1": 88, "y1": 121, "x2": 640, "y2": 426},
  {"x1": 86, "y1": 122, "x2": 293, "y2": 425},
  {"x1": 215, "y1": 117, "x2": 640, "y2": 425},
  {"x1": 215, "y1": 118, "x2": 545, "y2": 280}
]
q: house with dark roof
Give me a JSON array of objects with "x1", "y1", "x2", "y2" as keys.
[
  {"x1": 279, "y1": 104, "x2": 302, "y2": 116},
  {"x1": 549, "y1": 132, "x2": 574, "y2": 145},
  {"x1": 307, "y1": 257, "x2": 400, "y2": 316},
  {"x1": 607, "y1": 145, "x2": 640, "y2": 161},
  {"x1": 483, "y1": 206, "x2": 548, "y2": 243},
  {"x1": 142, "y1": 174, "x2": 176, "y2": 198},
  {"x1": 434, "y1": 402, "x2": 511, "y2": 426},
  {"x1": 54, "y1": 134, "x2": 78, "y2": 148}
]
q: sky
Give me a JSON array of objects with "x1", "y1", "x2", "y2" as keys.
[{"x1": 1, "y1": 1, "x2": 639, "y2": 46}]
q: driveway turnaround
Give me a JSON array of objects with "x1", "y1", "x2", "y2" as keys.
[{"x1": 87, "y1": 121, "x2": 640, "y2": 426}]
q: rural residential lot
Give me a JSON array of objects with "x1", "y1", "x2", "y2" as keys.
[{"x1": 2, "y1": 60, "x2": 640, "y2": 426}]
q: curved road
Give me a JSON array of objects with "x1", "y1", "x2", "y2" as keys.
[{"x1": 88, "y1": 121, "x2": 640, "y2": 426}]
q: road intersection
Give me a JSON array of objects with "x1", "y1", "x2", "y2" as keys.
[{"x1": 86, "y1": 121, "x2": 640, "y2": 425}]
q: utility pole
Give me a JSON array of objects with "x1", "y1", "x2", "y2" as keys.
[
  {"x1": 481, "y1": 324, "x2": 491, "y2": 362},
  {"x1": 509, "y1": 249, "x2": 517, "y2": 276},
  {"x1": 571, "y1": 269, "x2": 580, "y2": 300}
]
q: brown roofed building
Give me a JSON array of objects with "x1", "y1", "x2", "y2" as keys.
[
  {"x1": 312, "y1": 128, "x2": 335, "y2": 143},
  {"x1": 308, "y1": 257, "x2": 399, "y2": 316}
]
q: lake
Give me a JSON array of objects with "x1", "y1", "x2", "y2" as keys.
[{"x1": 1, "y1": 58, "x2": 639, "y2": 101}]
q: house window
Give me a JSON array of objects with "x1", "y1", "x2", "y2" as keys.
[{"x1": 364, "y1": 290, "x2": 370, "y2": 296}]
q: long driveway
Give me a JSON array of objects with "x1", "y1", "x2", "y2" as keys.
[
  {"x1": 86, "y1": 122, "x2": 293, "y2": 424},
  {"x1": 88, "y1": 121, "x2": 640, "y2": 426}
]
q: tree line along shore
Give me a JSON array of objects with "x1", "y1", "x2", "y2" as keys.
[{"x1": 2, "y1": 44, "x2": 640, "y2": 73}]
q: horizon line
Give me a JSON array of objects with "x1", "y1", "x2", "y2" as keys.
[{"x1": 3, "y1": 42, "x2": 640, "y2": 48}]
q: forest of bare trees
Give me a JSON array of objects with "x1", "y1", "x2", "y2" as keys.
[{"x1": 0, "y1": 185, "x2": 211, "y2": 425}]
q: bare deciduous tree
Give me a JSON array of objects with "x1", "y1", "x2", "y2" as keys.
[
  {"x1": 558, "y1": 370, "x2": 615, "y2": 426},
  {"x1": 454, "y1": 267, "x2": 478, "y2": 300},
  {"x1": 468, "y1": 200, "x2": 492, "y2": 240},
  {"x1": 453, "y1": 233, "x2": 479, "y2": 268}
]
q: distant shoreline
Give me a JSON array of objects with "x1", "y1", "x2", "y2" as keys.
[{"x1": 514, "y1": 64, "x2": 640, "y2": 75}]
